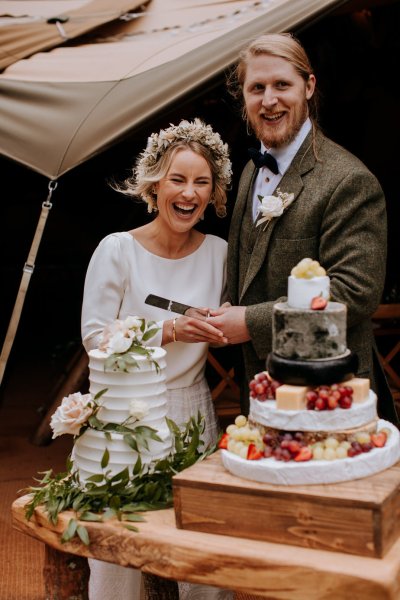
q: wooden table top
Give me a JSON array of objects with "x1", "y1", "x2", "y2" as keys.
[{"x1": 12, "y1": 493, "x2": 400, "y2": 599}]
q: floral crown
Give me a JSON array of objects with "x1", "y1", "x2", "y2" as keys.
[{"x1": 135, "y1": 118, "x2": 232, "y2": 190}]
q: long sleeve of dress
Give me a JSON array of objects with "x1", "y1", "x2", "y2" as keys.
[{"x1": 81, "y1": 234, "x2": 163, "y2": 352}]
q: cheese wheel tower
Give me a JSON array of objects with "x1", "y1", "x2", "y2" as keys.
[{"x1": 220, "y1": 258, "x2": 400, "y2": 485}]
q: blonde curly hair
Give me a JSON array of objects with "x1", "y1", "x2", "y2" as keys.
[{"x1": 118, "y1": 119, "x2": 232, "y2": 217}]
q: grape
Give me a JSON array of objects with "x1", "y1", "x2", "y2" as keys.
[
  {"x1": 312, "y1": 446, "x2": 324, "y2": 460},
  {"x1": 338, "y1": 396, "x2": 352, "y2": 409},
  {"x1": 255, "y1": 371, "x2": 268, "y2": 382},
  {"x1": 361, "y1": 442, "x2": 373, "y2": 453},
  {"x1": 291, "y1": 258, "x2": 326, "y2": 279},
  {"x1": 335, "y1": 446, "x2": 348, "y2": 459},
  {"x1": 229, "y1": 429, "x2": 239, "y2": 441},
  {"x1": 325, "y1": 437, "x2": 339, "y2": 449},
  {"x1": 281, "y1": 449, "x2": 292, "y2": 462},
  {"x1": 249, "y1": 379, "x2": 257, "y2": 391},
  {"x1": 306, "y1": 390, "x2": 318, "y2": 402},
  {"x1": 248, "y1": 429, "x2": 261, "y2": 441},
  {"x1": 323, "y1": 447, "x2": 337, "y2": 460},
  {"x1": 237, "y1": 427, "x2": 251, "y2": 441},
  {"x1": 355, "y1": 432, "x2": 371, "y2": 444},
  {"x1": 235, "y1": 415, "x2": 247, "y2": 428},
  {"x1": 315, "y1": 397, "x2": 327, "y2": 411},
  {"x1": 239, "y1": 446, "x2": 248, "y2": 459},
  {"x1": 227, "y1": 439, "x2": 237, "y2": 452},
  {"x1": 263, "y1": 433, "x2": 275, "y2": 446},
  {"x1": 339, "y1": 441, "x2": 351, "y2": 450}
]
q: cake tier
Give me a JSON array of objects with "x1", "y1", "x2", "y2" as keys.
[
  {"x1": 221, "y1": 420, "x2": 400, "y2": 485},
  {"x1": 249, "y1": 390, "x2": 377, "y2": 432},
  {"x1": 73, "y1": 423, "x2": 172, "y2": 482},
  {"x1": 73, "y1": 346, "x2": 172, "y2": 483},
  {"x1": 273, "y1": 301, "x2": 347, "y2": 359},
  {"x1": 287, "y1": 275, "x2": 330, "y2": 308},
  {"x1": 88, "y1": 347, "x2": 167, "y2": 425},
  {"x1": 267, "y1": 351, "x2": 358, "y2": 386}
]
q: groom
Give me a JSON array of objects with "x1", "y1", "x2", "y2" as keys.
[{"x1": 208, "y1": 33, "x2": 398, "y2": 423}]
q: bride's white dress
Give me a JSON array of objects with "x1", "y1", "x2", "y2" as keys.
[{"x1": 82, "y1": 232, "x2": 233, "y2": 600}]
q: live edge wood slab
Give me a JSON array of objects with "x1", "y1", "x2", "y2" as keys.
[
  {"x1": 11, "y1": 483, "x2": 400, "y2": 599},
  {"x1": 173, "y1": 451, "x2": 400, "y2": 559}
]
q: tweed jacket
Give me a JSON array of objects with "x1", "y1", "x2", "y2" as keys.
[{"x1": 228, "y1": 128, "x2": 397, "y2": 422}]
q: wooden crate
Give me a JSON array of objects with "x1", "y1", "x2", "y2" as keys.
[{"x1": 173, "y1": 451, "x2": 400, "y2": 558}]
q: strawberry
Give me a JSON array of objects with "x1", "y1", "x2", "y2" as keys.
[
  {"x1": 294, "y1": 446, "x2": 313, "y2": 462},
  {"x1": 311, "y1": 295, "x2": 328, "y2": 310},
  {"x1": 218, "y1": 433, "x2": 229, "y2": 450},
  {"x1": 247, "y1": 443, "x2": 263, "y2": 460},
  {"x1": 288, "y1": 440, "x2": 301, "y2": 455},
  {"x1": 371, "y1": 431, "x2": 387, "y2": 448}
]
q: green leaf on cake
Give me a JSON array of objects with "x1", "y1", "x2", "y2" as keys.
[
  {"x1": 142, "y1": 328, "x2": 159, "y2": 341},
  {"x1": 101, "y1": 448, "x2": 110, "y2": 468}
]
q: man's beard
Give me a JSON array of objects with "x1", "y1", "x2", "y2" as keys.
[{"x1": 247, "y1": 99, "x2": 309, "y2": 149}]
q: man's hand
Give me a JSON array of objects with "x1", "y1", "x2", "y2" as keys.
[
  {"x1": 184, "y1": 307, "x2": 210, "y2": 320},
  {"x1": 206, "y1": 305, "x2": 251, "y2": 344}
]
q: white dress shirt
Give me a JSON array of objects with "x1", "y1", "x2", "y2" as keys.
[{"x1": 251, "y1": 118, "x2": 312, "y2": 221}]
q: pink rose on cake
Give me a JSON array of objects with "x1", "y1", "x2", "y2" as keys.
[
  {"x1": 99, "y1": 316, "x2": 144, "y2": 354},
  {"x1": 50, "y1": 392, "x2": 94, "y2": 438}
]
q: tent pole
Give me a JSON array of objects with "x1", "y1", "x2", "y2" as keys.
[{"x1": 0, "y1": 180, "x2": 58, "y2": 386}]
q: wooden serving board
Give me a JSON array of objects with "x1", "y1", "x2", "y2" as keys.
[{"x1": 173, "y1": 451, "x2": 400, "y2": 558}]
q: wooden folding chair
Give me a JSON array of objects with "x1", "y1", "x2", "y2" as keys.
[{"x1": 372, "y1": 304, "x2": 400, "y2": 400}]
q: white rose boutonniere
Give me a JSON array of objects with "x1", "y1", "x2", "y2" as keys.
[{"x1": 257, "y1": 189, "x2": 295, "y2": 231}]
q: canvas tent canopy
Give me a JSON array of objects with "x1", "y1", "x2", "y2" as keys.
[
  {"x1": 0, "y1": 0, "x2": 348, "y2": 180},
  {"x1": 0, "y1": 0, "x2": 351, "y2": 385}
]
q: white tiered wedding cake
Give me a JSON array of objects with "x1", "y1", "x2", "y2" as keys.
[{"x1": 51, "y1": 317, "x2": 173, "y2": 483}]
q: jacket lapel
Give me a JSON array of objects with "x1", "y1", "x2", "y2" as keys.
[
  {"x1": 228, "y1": 162, "x2": 255, "y2": 304},
  {"x1": 239, "y1": 131, "x2": 317, "y2": 302}
]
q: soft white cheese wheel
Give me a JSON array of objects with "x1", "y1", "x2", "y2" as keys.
[{"x1": 288, "y1": 275, "x2": 330, "y2": 309}]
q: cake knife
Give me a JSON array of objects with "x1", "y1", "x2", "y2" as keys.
[{"x1": 145, "y1": 294, "x2": 194, "y2": 315}]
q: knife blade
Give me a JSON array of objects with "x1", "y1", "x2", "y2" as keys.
[{"x1": 145, "y1": 294, "x2": 194, "y2": 315}]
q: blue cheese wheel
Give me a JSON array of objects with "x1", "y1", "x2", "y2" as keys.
[{"x1": 273, "y1": 301, "x2": 347, "y2": 360}]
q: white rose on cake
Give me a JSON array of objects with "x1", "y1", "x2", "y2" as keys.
[
  {"x1": 50, "y1": 392, "x2": 94, "y2": 438},
  {"x1": 129, "y1": 399, "x2": 149, "y2": 421},
  {"x1": 107, "y1": 330, "x2": 134, "y2": 354}
]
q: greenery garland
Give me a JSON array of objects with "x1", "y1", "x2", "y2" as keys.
[{"x1": 24, "y1": 414, "x2": 216, "y2": 545}]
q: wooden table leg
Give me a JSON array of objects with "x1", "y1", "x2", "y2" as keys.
[
  {"x1": 44, "y1": 546, "x2": 89, "y2": 599},
  {"x1": 142, "y1": 573, "x2": 179, "y2": 599}
]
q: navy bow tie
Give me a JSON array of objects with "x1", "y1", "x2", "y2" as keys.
[{"x1": 248, "y1": 147, "x2": 279, "y2": 174}]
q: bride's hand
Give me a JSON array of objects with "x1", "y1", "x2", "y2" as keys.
[{"x1": 167, "y1": 315, "x2": 227, "y2": 344}]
